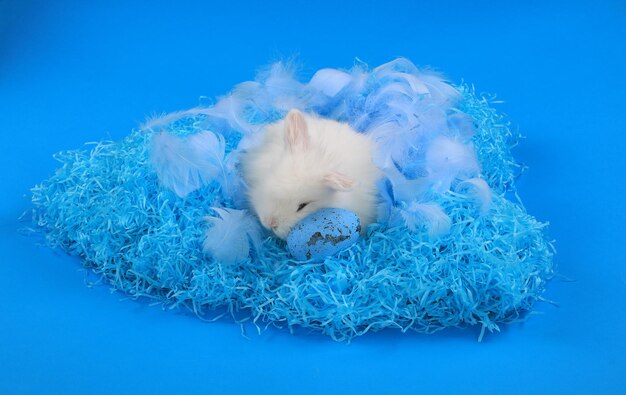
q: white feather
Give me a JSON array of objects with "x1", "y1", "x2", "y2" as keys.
[
  {"x1": 202, "y1": 94, "x2": 257, "y2": 136},
  {"x1": 426, "y1": 137, "x2": 480, "y2": 193},
  {"x1": 222, "y1": 151, "x2": 248, "y2": 209},
  {"x1": 455, "y1": 178, "x2": 493, "y2": 213},
  {"x1": 399, "y1": 202, "x2": 451, "y2": 238},
  {"x1": 419, "y1": 72, "x2": 462, "y2": 106},
  {"x1": 447, "y1": 112, "x2": 476, "y2": 140},
  {"x1": 261, "y1": 62, "x2": 307, "y2": 112},
  {"x1": 140, "y1": 107, "x2": 206, "y2": 132},
  {"x1": 373, "y1": 58, "x2": 460, "y2": 106},
  {"x1": 150, "y1": 130, "x2": 225, "y2": 198},
  {"x1": 308, "y1": 68, "x2": 352, "y2": 97},
  {"x1": 378, "y1": 158, "x2": 429, "y2": 202},
  {"x1": 203, "y1": 208, "x2": 262, "y2": 265}
]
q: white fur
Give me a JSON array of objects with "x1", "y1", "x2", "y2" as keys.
[{"x1": 242, "y1": 109, "x2": 382, "y2": 239}]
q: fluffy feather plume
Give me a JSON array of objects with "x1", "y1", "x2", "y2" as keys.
[
  {"x1": 426, "y1": 137, "x2": 480, "y2": 193},
  {"x1": 372, "y1": 58, "x2": 461, "y2": 106},
  {"x1": 203, "y1": 208, "x2": 262, "y2": 265},
  {"x1": 140, "y1": 108, "x2": 206, "y2": 132},
  {"x1": 447, "y1": 111, "x2": 476, "y2": 140},
  {"x1": 150, "y1": 130, "x2": 226, "y2": 198},
  {"x1": 308, "y1": 68, "x2": 352, "y2": 97},
  {"x1": 397, "y1": 202, "x2": 452, "y2": 238},
  {"x1": 455, "y1": 178, "x2": 493, "y2": 213}
]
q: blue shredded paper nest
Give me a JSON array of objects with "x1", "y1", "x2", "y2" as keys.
[{"x1": 31, "y1": 59, "x2": 554, "y2": 341}]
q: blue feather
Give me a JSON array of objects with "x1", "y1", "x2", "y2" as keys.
[{"x1": 203, "y1": 208, "x2": 262, "y2": 265}]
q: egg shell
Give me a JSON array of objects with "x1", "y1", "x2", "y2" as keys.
[{"x1": 287, "y1": 208, "x2": 361, "y2": 261}]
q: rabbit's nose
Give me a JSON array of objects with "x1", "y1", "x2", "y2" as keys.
[{"x1": 268, "y1": 217, "x2": 278, "y2": 229}]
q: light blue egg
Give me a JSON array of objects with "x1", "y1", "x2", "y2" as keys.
[{"x1": 287, "y1": 208, "x2": 361, "y2": 261}]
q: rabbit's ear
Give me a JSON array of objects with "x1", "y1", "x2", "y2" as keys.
[
  {"x1": 324, "y1": 171, "x2": 355, "y2": 191},
  {"x1": 284, "y1": 109, "x2": 310, "y2": 152}
]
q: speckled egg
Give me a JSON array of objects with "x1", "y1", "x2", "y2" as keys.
[{"x1": 287, "y1": 208, "x2": 361, "y2": 261}]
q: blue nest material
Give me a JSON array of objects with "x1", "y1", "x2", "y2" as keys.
[{"x1": 31, "y1": 59, "x2": 554, "y2": 341}]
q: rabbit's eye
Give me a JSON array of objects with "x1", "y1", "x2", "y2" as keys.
[{"x1": 297, "y1": 202, "x2": 309, "y2": 212}]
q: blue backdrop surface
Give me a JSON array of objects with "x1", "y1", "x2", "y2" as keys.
[{"x1": 1, "y1": 1, "x2": 625, "y2": 393}]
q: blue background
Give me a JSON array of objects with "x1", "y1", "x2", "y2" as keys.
[{"x1": 1, "y1": 0, "x2": 625, "y2": 393}]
